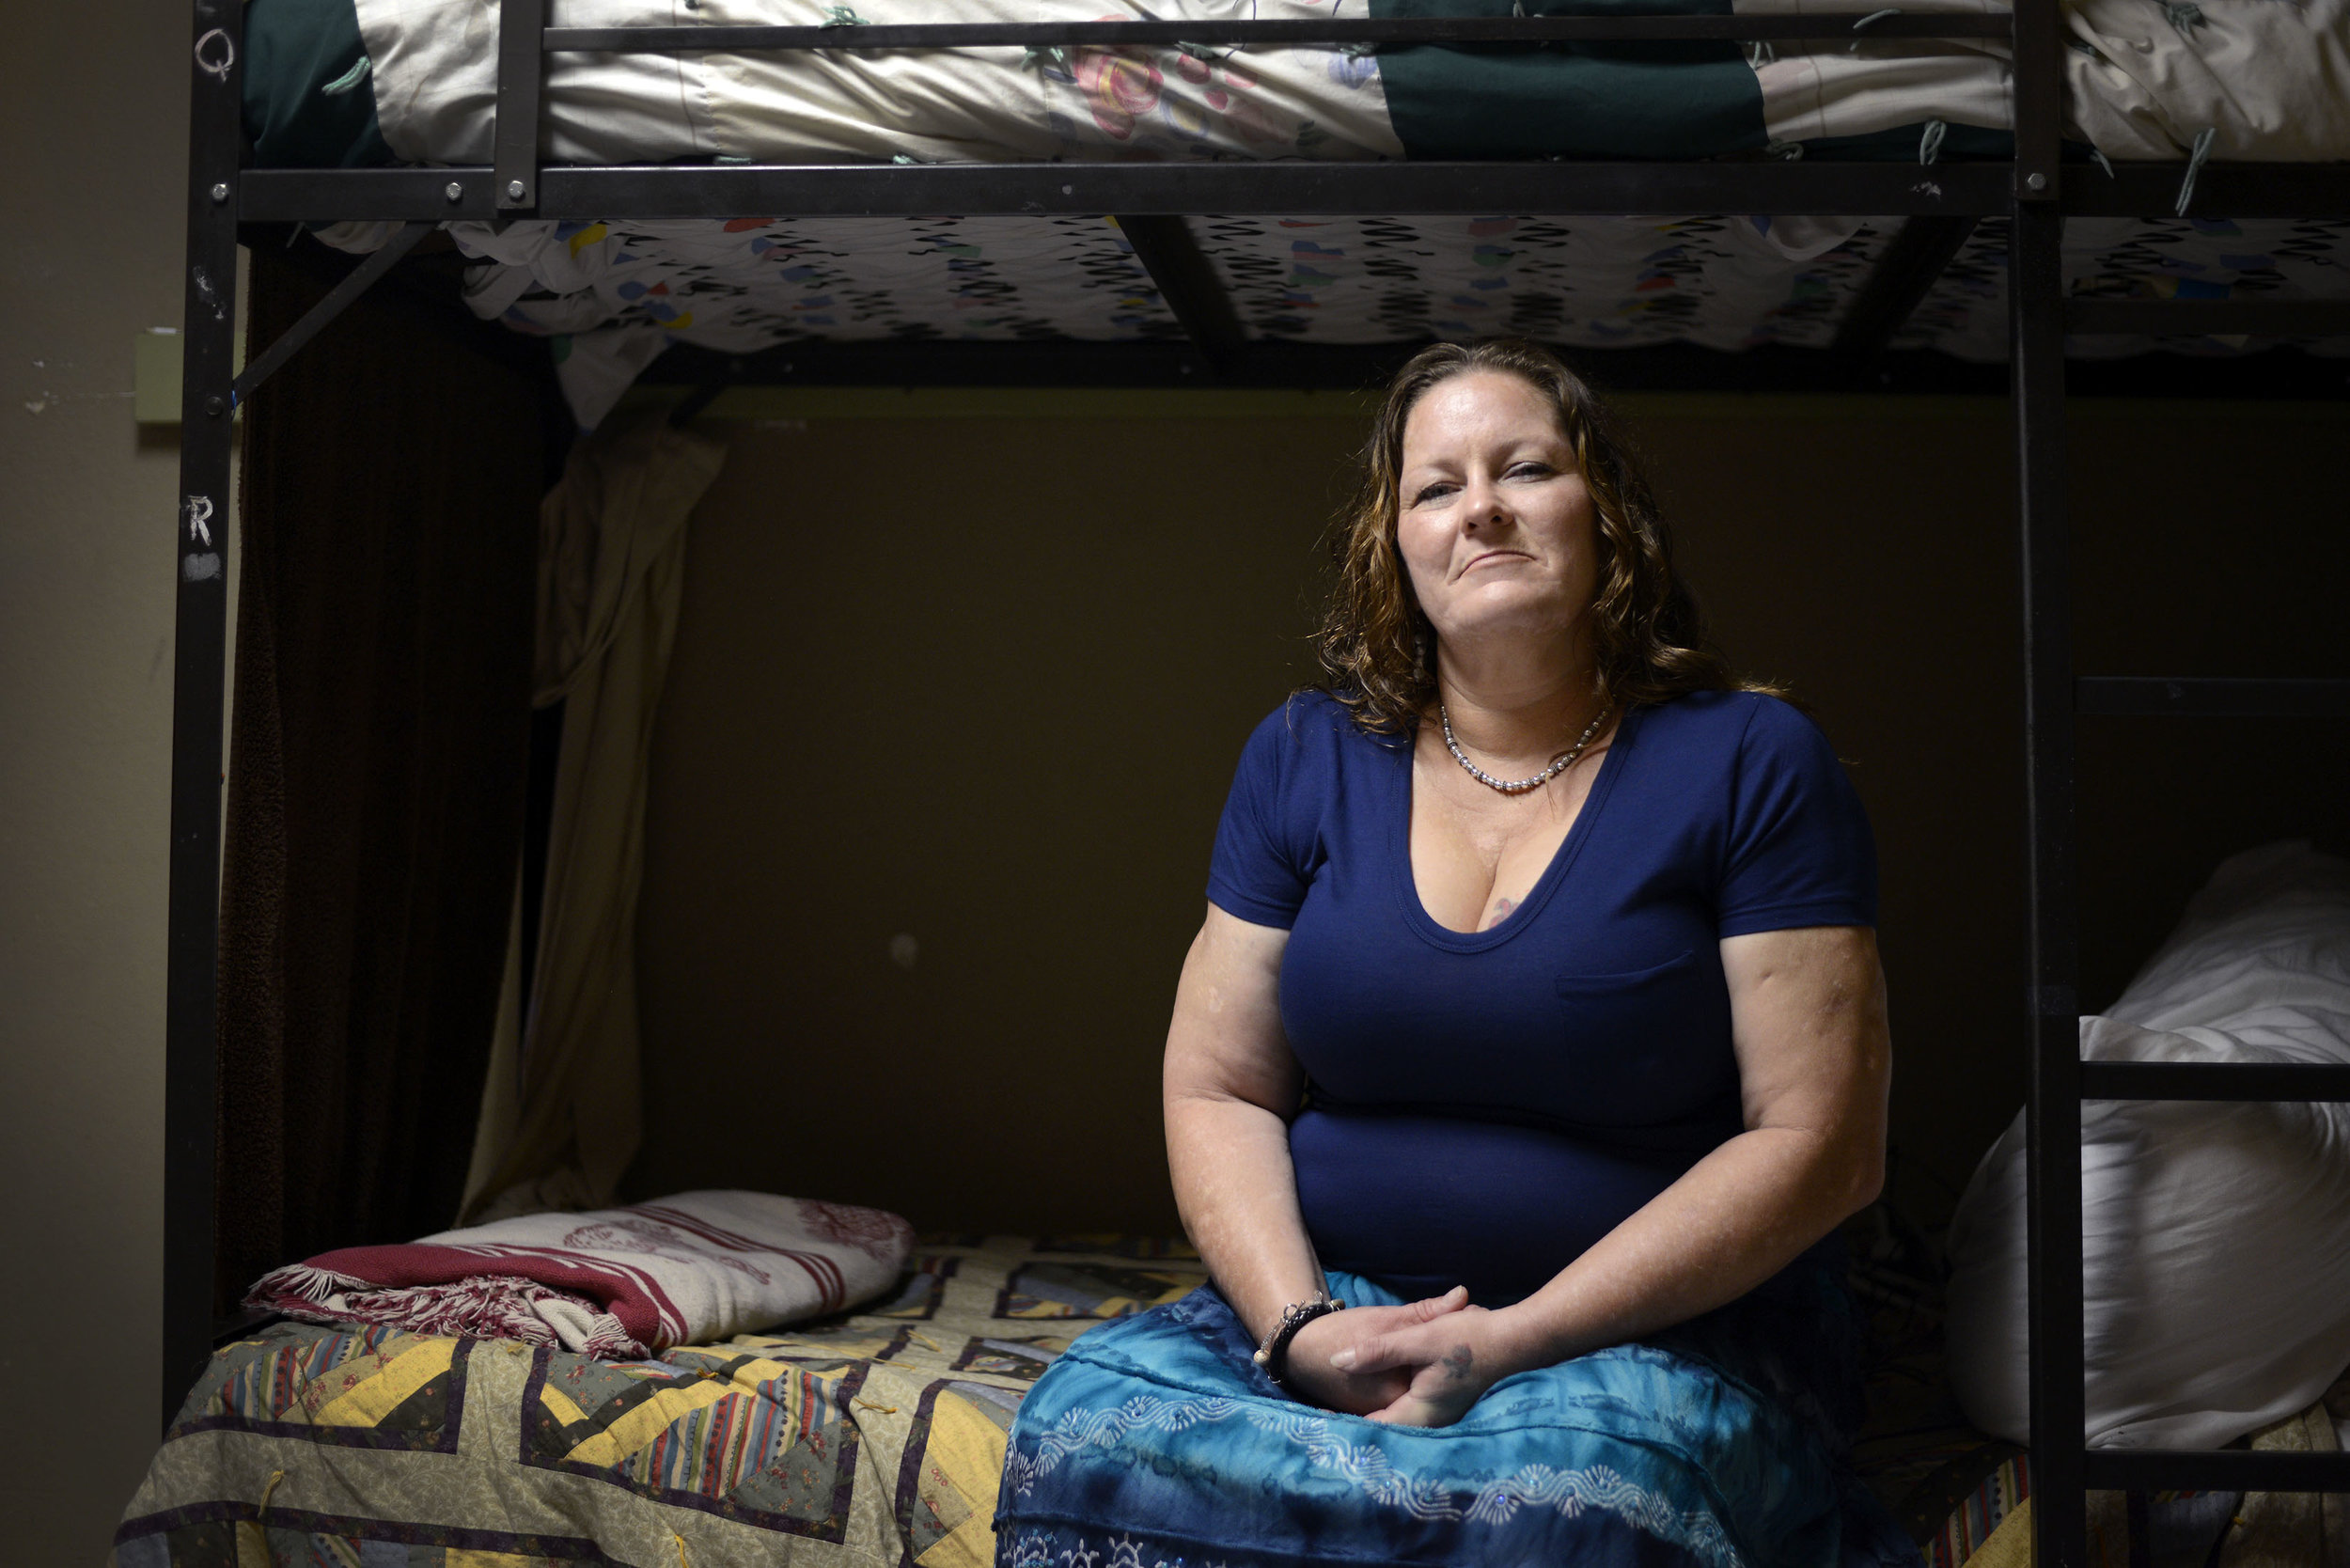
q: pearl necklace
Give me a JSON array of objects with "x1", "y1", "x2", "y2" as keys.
[{"x1": 1439, "y1": 701, "x2": 1610, "y2": 794}]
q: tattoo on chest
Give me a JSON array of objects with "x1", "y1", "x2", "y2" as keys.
[{"x1": 1491, "y1": 896, "x2": 1517, "y2": 920}]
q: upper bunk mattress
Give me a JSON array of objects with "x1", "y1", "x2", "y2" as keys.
[{"x1": 245, "y1": 0, "x2": 2350, "y2": 174}]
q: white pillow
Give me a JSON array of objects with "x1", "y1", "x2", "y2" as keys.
[{"x1": 1944, "y1": 840, "x2": 2350, "y2": 1450}]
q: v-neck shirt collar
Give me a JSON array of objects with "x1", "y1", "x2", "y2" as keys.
[{"x1": 1391, "y1": 704, "x2": 1644, "y2": 953}]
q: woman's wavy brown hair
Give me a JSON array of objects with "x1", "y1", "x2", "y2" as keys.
[{"x1": 1318, "y1": 338, "x2": 1769, "y2": 736}]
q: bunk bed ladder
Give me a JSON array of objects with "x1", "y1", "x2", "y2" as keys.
[
  {"x1": 2051, "y1": 674, "x2": 2350, "y2": 1534},
  {"x1": 2012, "y1": 0, "x2": 2350, "y2": 1551}
]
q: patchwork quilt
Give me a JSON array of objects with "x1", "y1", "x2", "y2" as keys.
[
  {"x1": 114, "y1": 1236, "x2": 1217, "y2": 1568},
  {"x1": 116, "y1": 1232, "x2": 2023, "y2": 1568}
]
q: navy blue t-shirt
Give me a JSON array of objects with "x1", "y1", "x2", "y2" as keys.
[{"x1": 1206, "y1": 688, "x2": 1877, "y2": 1307}]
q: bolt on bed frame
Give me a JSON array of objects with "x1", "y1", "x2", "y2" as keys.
[{"x1": 174, "y1": 3, "x2": 2350, "y2": 1561}]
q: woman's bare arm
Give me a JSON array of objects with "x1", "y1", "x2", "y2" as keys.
[
  {"x1": 1164, "y1": 904, "x2": 1472, "y2": 1411},
  {"x1": 1334, "y1": 924, "x2": 1891, "y2": 1425},
  {"x1": 1162, "y1": 904, "x2": 1319, "y2": 1343}
]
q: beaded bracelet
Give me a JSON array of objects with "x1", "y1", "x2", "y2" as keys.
[{"x1": 1252, "y1": 1296, "x2": 1346, "y2": 1390}]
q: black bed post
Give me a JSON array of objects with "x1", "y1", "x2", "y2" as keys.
[
  {"x1": 2009, "y1": 0, "x2": 2086, "y2": 1560},
  {"x1": 164, "y1": 0, "x2": 245, "y2": 1427}
]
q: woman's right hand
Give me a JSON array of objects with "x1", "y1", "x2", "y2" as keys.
[{"x1": 1278, "y1": 1287, "x2": 1472, "y2": 1415}]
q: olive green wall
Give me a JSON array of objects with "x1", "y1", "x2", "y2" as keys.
[
  {"x1": 628, "y1": 399, "x2": 2350, "y2": 1237},
  {"x1": 1, "y1": 1, "x2": 213, "y2": 1560}
]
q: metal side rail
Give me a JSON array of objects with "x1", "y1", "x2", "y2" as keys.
[
  {"x1": 238, "y1": 161, "x2": 2022, "y2": 224},
  {"x1": 2081, "y1": 1060, "x2": 2350, "y2": 1101},
  {"x1": 230, "y1": 159, "x2": 2350, "y2": 227},
  {"x1": 2077, "y1": 678, "x2": 2350, "y2": 717},
  {"x1": 2070, "y1": 299, "x2": 2350, "y2": 337},
  {"x1": 2067, "y1": 162, "x2": 2350, "y2": 218},
  {"x1": 2084, "y1": 1450, "x2": 2350, "y2": 1492}
]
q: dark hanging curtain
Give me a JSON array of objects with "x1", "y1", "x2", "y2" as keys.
[{"x1": 214, "y1": 242, "x2": 555, "y2": 1313}]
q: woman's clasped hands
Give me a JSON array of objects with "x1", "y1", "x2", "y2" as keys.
[{"x1": 1279, "y1": 1286, "x2": 1521, "y2": 1428}]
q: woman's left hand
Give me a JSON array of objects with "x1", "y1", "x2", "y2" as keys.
[{"x1": 1329, "y1": 1299, "x2": 1518, "y2": 1427}]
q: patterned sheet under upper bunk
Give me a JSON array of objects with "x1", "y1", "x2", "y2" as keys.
[{"x1": 440, "y1": 210, "x2": 2350, "y2": 426}]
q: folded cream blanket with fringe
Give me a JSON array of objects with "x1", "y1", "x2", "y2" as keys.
[{"x1": 245, "y1": 1190, "x2": 914, "y2": 1357}]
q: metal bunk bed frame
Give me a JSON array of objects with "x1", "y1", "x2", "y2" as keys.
[{"x1": 170, "y1": 4, "x2": 2350, "y2": 1562}]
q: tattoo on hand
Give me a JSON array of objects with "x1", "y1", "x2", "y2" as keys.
[{"x1": 1440, "y1": 1344, "x2": 1474, "y2": 1384}]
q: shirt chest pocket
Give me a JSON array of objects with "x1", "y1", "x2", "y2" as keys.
[{"x1": 1552, "y1": 949, "x2": 1737, "y2": 1124}]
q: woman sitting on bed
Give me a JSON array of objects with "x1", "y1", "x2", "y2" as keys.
[{"x1": 995, "y1": 339, "x2": 1912, "y2": 1568}]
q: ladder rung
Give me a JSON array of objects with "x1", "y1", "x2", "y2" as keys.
[
  {"x1": 2081, "y1": 1060, "x2": 2350, "y2": 1103},
  {"x1": 2076, "y1": 677, "x2": 2350, "y2": 717},
  {"x1": 2083, "y1": 1447, "x2": 2350, "y2": 1492},
  {"x1": 2066, "y1": 298, "x2": 2350, "y2": 337}
]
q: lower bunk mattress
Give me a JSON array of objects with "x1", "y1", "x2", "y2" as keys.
[{"x1": 117, "y1": 1232, "x2": 2029, "y2": 1568}]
